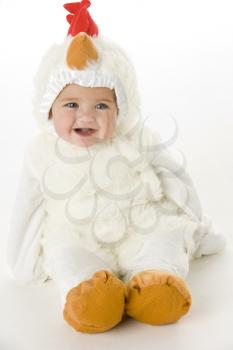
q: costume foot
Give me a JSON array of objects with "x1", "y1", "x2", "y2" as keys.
[
  {"x1": 125, "y1": 269, "x2": 192, "y2": 325},
  {"x1": 63, "y1": 269, "x2": 126, "y2": 333}
]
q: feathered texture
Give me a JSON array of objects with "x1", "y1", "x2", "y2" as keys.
[{"x1": 32, "y1": 37, "x2": 71, "y2": 132}]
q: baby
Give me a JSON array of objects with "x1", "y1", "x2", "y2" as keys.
[
  {"x1": 50, "y1": 83, "x2": 118, "y2": 148},
  {"x1": 6, "y1": 0, "x2": 226, "y2": 334}
]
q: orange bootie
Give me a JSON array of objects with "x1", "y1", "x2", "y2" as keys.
[
  {"x1": 125, "y1": 269, "x2": 192, "y2": 325},
  {"x1": 63, "y1": 270, "x2": 126, "y2": 333}
]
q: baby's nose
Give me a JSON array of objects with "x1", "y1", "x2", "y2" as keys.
[{"x1": 76, "y1": 109, "x2": 95, "y2": 122}]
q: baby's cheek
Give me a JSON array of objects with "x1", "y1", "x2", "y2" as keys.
[
  {"x1": 54, "y1": 120, "x2": 71, "y2": 139},
  {"x1": 61, "y1": 117, "x2": 73, "y2": 131},
  {"x1": 103, "y1": 117, "x2": 115, "y2": 139}
]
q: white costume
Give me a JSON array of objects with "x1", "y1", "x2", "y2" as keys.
[
  {"x1": 6, "y1": 123, "x2": 226, "y2": 307},
  {"x1": 6, "y1": 2, "x2": 226, "y2": 310}
]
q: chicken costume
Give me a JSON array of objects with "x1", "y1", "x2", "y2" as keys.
[{"x1": 6, "y1": 0, "x2": 226, "y2": 333}]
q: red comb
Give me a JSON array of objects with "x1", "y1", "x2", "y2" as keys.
[{"x1": 63, "y1": 0, "x2": 98, "y2": 37}]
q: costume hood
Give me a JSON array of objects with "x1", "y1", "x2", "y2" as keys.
[{"x1": 32, "y1": 0, "x2": 142, "y2": 137}]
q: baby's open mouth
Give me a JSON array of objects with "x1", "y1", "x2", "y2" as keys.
[{"x1": 74, "y1": 128, "x2": 97, "y2": 136}]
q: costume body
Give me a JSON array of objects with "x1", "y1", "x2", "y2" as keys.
[
  {"x1": 7, "y1": 122, "x2": 226, "y2": 331},
  {"x1": 7, "y1": 126, "x2": 225, "y2": 308}
]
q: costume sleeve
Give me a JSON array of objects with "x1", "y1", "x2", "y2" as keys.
[
  {"x1": 133, "y1": 124, "x2": 227, "y2": 257},
  {"x1": 6, "y1": 150, "x2": 48, "y2": 283},
  {"x1": 150, "y1": 134, "x2": 203, "y2": 220}
]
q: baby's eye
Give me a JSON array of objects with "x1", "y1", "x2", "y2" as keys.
[
  {"x1": 65, "y1": 102, "x2": 79, "y2": 108},
  {"x1": 96, "y1": 103, "x2": 109, "y2": 110}
]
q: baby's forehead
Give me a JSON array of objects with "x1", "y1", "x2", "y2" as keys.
[{"x1": 58, "y1": 83, "x2": 116, "y2": 100}]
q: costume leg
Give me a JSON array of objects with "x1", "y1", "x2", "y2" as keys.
[
  {"x1": 120, "y1": 222, "x2": 197, "y2": 325},
  {"x1": 43, "y1": 245, "x2": 126, "y2": 333}
]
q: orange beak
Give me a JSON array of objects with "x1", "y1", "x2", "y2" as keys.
[{"x1": 66, "y1": 32, "x2": 98, "y2": 70}]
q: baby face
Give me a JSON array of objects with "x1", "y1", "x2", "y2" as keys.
[{"x1": 50, "y1": 84, "x2": 118, "y2": 147}]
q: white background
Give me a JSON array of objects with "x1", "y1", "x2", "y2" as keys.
[{"x1": 0, "y1": 0, "x2": 233, "y2": 349}]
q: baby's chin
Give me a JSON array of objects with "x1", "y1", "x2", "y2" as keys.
[
  {"x1": 55, "y1": 129, "x2": 114, "y2": 148},
  {"x1": 70, "y1": 129, "x2": 114, "y2": 148},
  {"x1": 69, "y1": 130, "x2": 103, "y2": 148}
]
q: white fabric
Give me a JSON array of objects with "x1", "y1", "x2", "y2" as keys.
[
  {"x1": 43, "y1": 218, "x2": 196, "y2": 309},
  {"x1": 6, "y1": 126, "x2": 226, "y2": 291},
  {"x1": 2, "y1": 247, "x2": 233, "y2": 349},
  {"x1": 40, "y1": 68, "x2": 128, "y2": 127},
  {"x1": 6, "y1": 156, "x2": 47, "y2": 282},
  {"x1": 128, "y1": 123, "x2": 226, "y2": 258},
  {"x1": 42, "y1": 245, "x2": 113, "y2": 308}
]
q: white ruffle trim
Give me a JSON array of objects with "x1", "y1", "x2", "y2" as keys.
[{"x1": 39, "y1": 67, "x2": 128, "y2": 119}]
